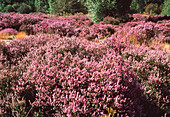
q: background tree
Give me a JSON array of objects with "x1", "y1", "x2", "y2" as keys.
[
  {"x1": 48, "y1": 0, "x2": 87, "y2": 15},
  {"x1": 17, "y1": 3, "x2": 32, "y2": 14},
  {"x1": 79, "y1": 0, "x2": 132, "y2": 23},
  {"x1": 130, "y1": 0, "x2": 164, "y2": 13},
  {"x1": 0, "y1": 1, "x2": 5, "y2": 12},
  {"x1": 161, "y1": 0, "x2": 170, "y2": 16}
]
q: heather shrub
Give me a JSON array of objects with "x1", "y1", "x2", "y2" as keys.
[
  {"x1": 123, "y1": 47, "x2": 170, "y2": 114},
  {"x1": 8, "y1": 37, "x2": 144, "y2": 116},
  {"x1": 101, "y1": 16, "x2": 119, "y2": 25},
  {"x1": 0, "y1": 34, "x2": 55, "y2": 68},
  {"x1": 79, "y1": 24, "x2": 115, "y2": 40},
  {"x1": 0, "y1": 12, "x2": 169, "y2": 117},
  {"x1": 19, "y1": 15, "x2": 43, "y2": 34},
  {"x1": 0, "y1": 28, "x2": 18, "y2": 35},
  {"x1": 0, "y1": 12, "x2": 22, "y2": 30},
  {"x1": 117, "y1": 21, "x2": 170, "y2": 47},
  {"x1": 1, "y1": 35, "x2": 167, "y2": 116},
  {"x1": 0, "y1": 34, "x2": 59, "y2": 116},
  {"x1": 132, "y1": 14, "x2": 150, "y2": 22}
]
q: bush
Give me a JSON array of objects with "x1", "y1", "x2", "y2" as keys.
[
  {"x1": 1, "y1": 35, "x2": 167, "y2": 116},
  {"x1": 101, "y1": 16, "x2": 120, "y2": 25},
  {"x1": 130, "y1": 0, "x2": 164, "y2": 14},
  {"x1": 4, "y1": 5, "x2": 14, "y2": 13},
  {"x1": 16, "y1": 3, "x2": 32, "y2": 14},
  {"x1": 1, "y1": 35, "x2": 155, "y2": 116},
  {"x1": 0, "y1": 12, "x2": 169, "y2": 117},
  {"x1": 123, "y1": 47, "x2": 170, "y2": 114},
  {"x1": 83, "y1": 0, "x2": 132, "y2": 23},
  {"x1": 48, "y1": 0, "x2": 87, "y2": 15},
  {"x1": 0, "y1": 1, "x2": 5, "y2": 12},
  {"x1": 12, "y1": 3, "x2": 20, "y2": 12},
  {"x1": 0, "y1": 28, "x2": 18, "y2": 35},
  {"x1": 3, "y1": 3, "x2": 32, "y2": 14},
  {"x1": 145, "y1": 3, "x2": 161, "y2": 15}
]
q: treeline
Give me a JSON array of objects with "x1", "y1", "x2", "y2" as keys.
[
  {"x1": 0, "y1": 0, "x2": 88, "y2": 14},
  {"x1": 0, "y1": 0, "x2": 169, "y2": 22}
]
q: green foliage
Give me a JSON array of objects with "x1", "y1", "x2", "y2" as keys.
[
  {"x1": 48, "y1": 0, "x2": 53, "y2": 14},
  {"x1": 3, "y1": 3, "x2": 32, "y2": 14},
  {"x1": 83, "y1": 0, "x2": 117, "y2": 23},
  {"x1": 48, "y1": 0, "x2": 87, "y2": 15},
  {"x1": 12, "y1": 3, "x2": 20, "y2": 10},
  {"x1": 17, "y1": 3, "x2": 32, "y2": 14},
  {"x1": 145, "y1": 3, "x2": 161, "y2": 15},
  {"x1": 34, "y1": 0, "x2": 49, "y2": 13},
  {"x1": 130, "y1": 0, "x2": 146, "y2": 13},
  {"x1": 34, "y1": 0, "x2": 41, "y2": 12},
  {"x1": 130, "y1": 0, "x2": 164, "y2": 14},
  {"x1": 4, "y1": 5, "x2": 14, "y2": 13},
  {"x1": 82, "y1": 0, "x2": 132, "y2": 23},
  {"x1": 0, "y1": 1, "x2": 5, "y2": 12},
  {"x1": 161, "y1": 0, "x2": 170, "y2": 16}
]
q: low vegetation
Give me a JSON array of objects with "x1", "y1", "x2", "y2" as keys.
[{"x1": 0, "y1": 12, "x2": 169, "y2": 116}]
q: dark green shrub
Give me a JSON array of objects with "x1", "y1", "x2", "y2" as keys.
[
  {"x1": 84, "y1": 0, "x2": 116, "y2": 23},
  {"x1": 145, "y1": 3, "x2": 161, "y2": 15},
  {"x1": 0, "y1": 1, "x2": 5, "y2": 12},
  {"x1": 12, "y1": 3, "x2": 20, "y2": 11},
  {"x1": 4, "y1": 5, "x2": 14, "y2": 12},
  {"x1": 3, "y1": 3, "x2": 32, "y2": 13},
  {"x1": 16, "y1": 3, "x2": 32, "y2": 14},
  {"x1": 48, "y1": 0, "x2": 87, "y2": 15},
  {"x1": 34, "y1": 0, "x2": 49, "y2": 13},
  {"x1": 82, "y1": 0, "x2": 132, "y2": 23},
  {"x1": 130, "y1": 0, "x2": 164, "y2": 14}
]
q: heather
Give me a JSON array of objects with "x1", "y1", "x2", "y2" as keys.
[{"x1": 0, "y1": 12, "x2": 170, "y2": 117}]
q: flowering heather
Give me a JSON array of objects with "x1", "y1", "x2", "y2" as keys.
[
  {"x1": 0, "y1": 13, "x2": 170, "y2": 117},
  {"x1": 0, "y1": 12, "x2": 116, "y2": 39},
  {"x1": 0, "y1": 12, "x2": 22, "y2": 30},
  {"x1": 132, "y1": 14, "x2": 150, "y2": 22},
  {"x1": 123, "y1": 47, "x2": 170, "y2": 112},
  {"x1": 0, "y1": 28, "x2": 18, "y2": 35},
  {"x1": 116, "y1": 21, "x2": 170, "y2": 47}
]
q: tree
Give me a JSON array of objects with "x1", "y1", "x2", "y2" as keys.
[
  {"x1": 161, "y1": 0, "x2": 170, "y2": 16},
  {"x1": 0, "y1": 1, "x2": 5, "y2": 12},
  {"x1": 80, "y1": 0, "x2": 132, "y2": 23},
  {"x1": 130, "y1": 0, "x2": 164, "y2": 13},
  {"x1": 17, "y1": 3, "x2": 32, "y2": 14},
  {"x1": 34, "y1": 0, "x2": 41, "y2": 12},
  {"x1": 48, "y1": 0, "x2": 87, "y2": 15},
  {"x1": 4, "y1": 5, "x2": 14, "y2": 13}
]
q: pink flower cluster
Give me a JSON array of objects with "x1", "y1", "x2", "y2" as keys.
[
  {"x1": 115, "y1": 20, "x2": 170, "y2": 46},
  {"x1": 123, "y1": 47, "x2": 170, "y2": 113},
  {"x1": 0, "y1": 13, "x2": 169, "y2": 117},
  {"x1": 0, "y1": 12, "x2": 116, "y2": 40},
  {"x1": 0, "y1": 28, "x2": 18, "y2": 35}
]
